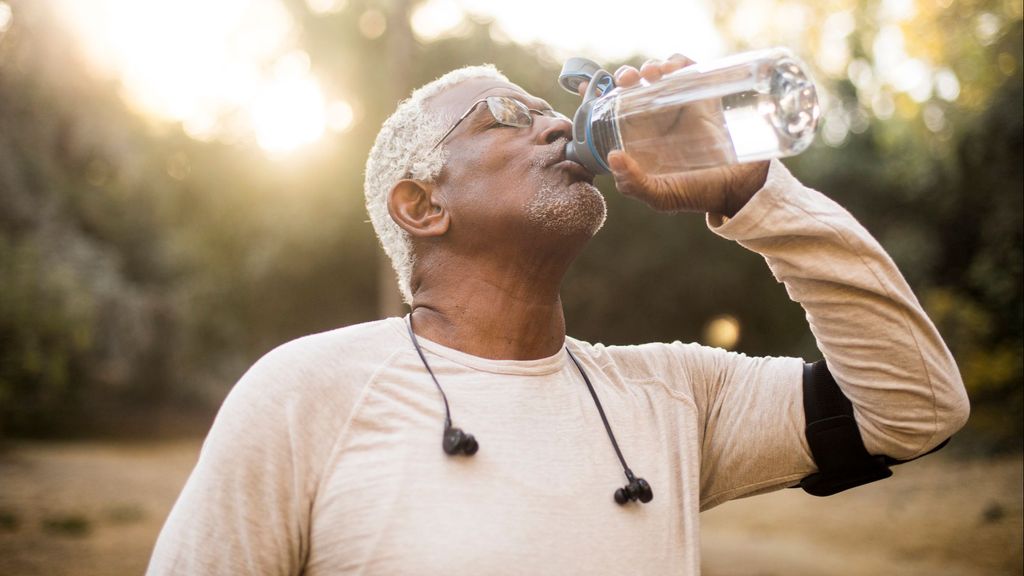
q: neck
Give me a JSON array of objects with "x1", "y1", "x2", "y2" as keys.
[{"x1": 409, "y1": 256, "x2": 571, "y2": 360}]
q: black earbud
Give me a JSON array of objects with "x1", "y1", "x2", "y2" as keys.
[
  {"x1": 614, "y1": 476, "x2": 653, "y2": 505},
  {"x1": 443, "y1": 426, "x2": 479, "y2": 456}
]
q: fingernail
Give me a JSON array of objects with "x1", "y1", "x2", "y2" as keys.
[{"x1": 607, "y1": 151, "x2": 624, "y2": 172}]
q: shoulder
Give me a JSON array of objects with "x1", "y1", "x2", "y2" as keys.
[
  {"x1": 567, "y1": 336, "x2": 731, "y2": 376},
  {"x1": 228, "y1": 317, "x2": 409, "y2": 412},
  {"x1": 256, "y1": 317, "x2": 408, "y2": 373}
]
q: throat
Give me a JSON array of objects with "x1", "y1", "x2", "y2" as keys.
[{"x1": 409, "y1": 296, "x2": 567, "y2": 361}]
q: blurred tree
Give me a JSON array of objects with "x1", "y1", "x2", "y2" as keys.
[{"x1": 0, "y1": 7, "x2": 173, "y2": 434}]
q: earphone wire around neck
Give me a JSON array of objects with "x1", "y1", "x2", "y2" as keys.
[
  {"x1": 564, "y1": 347, "x2": 652, "y2": 503},
  {"x1": 405, "y1": 313, "x2": 652, "y2": 504},
  {"x1": 406, "y1": 313, "x2": 452, "y2": 429},
  {"x1": 407, "y1": 313, "x2": 478, "y2": 456}
]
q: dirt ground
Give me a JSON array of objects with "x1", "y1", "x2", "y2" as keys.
[
  {"x1": 0, "y1": 440, "x2": 1020, "y2": 575},
  {"x1": 701, "y1": 454, "x2": 1023, "y2": 575}
]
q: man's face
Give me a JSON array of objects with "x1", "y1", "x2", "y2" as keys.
[{"x1": 425, "y1": 78, "x2": 606, "y2": 246}]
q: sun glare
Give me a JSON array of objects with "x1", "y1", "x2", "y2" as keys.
[
  {"x1": 50, "y1": 0, "x2": 337, "y2": 155},
  {"x1": 0, "y1": 2, "x2": 12, "y2": 37},
  {"x1": 251, "y1": 68, "x2": 327, "y2": 154}
]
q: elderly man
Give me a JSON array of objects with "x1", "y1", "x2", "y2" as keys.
[{"x1": 148, "y1": 57, "x2": 969, "y2": 575}]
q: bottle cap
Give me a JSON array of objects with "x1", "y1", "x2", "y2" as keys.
[
  {"x1": 558, "y1": 57, "x2": 604, "y2": 94},
  {"x1": 563, "y1": 62, "x2": 616, "y2": 176}
]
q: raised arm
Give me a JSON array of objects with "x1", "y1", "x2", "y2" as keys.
[
  {"x1": 706, "y1": 159, "x2": 969, "y2": 459},
  {"x1": 599, "y1": 56, "x2": 968, "y2": 508},
  {"x1": 602, "y1": 54, "x2": 968, "y2": 459}
]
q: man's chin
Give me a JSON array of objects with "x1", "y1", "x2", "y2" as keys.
[
  {"x1": 525, "y1": 181, "x2": 607, "y2": 238},
  {"x1": 576, "y1": 182, "x2": 608, "y2": 237}
]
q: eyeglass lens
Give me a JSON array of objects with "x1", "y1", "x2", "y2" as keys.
[{"x1": 485, "y1": 96, "x2": 534, "y2": 128}]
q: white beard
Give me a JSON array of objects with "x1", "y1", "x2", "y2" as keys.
[
  {"x1": 524, "y1": 145, "x2": 607, "y2": 237},
  {"x1": 524, "y1": 179, "x2": 607, "y2": 237}
]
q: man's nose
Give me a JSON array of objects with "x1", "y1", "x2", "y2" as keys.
[{"x1": 536, "y1": 114, "x2": 572, "y2": 145}]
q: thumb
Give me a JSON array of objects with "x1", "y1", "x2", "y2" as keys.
[{"x1": 608, "y1": 150, "x2": 651, "y2": 199}]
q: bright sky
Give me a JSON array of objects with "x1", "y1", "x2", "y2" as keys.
[{"x1": 412, "y1": 0, "x2": 725, "y2": 62}]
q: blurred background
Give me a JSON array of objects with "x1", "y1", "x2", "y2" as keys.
[{"x1": 0, "y1": 0, "x2": 1020, "y2": 574}]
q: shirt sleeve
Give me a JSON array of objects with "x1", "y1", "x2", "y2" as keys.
[
  {"x1": 578, "y1": 161, "x2": 970, "y2": 510},
  {"x1": 693, "y1": 159, "x2": 971, "y2": 500},
  {"x1": 146, "y1": 341, "x2": 348, "y2": 576}
]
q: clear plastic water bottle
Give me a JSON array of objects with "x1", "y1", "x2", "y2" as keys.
[{"x1": 559, "y1": 48, "x2": 820, "y2": 175}]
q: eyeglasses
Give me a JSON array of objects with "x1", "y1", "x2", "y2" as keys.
[{"x1": 431, "y1": 95, "x2": 569, "y2": 151}]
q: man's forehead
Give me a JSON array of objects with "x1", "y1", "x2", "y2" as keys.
[{"x1": 426, "y1": 78, "x2": 547, "y2": 118}]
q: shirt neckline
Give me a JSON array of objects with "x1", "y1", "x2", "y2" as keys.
[{"x1": 389, "y1": 316, "x2": 568, "y2": 376}]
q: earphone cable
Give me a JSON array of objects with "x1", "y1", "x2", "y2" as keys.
[
  {"x1": 565, "y1": 346, "x2": 635, "y2": 481},
  {"x1": 407, "y1": 314, "x2": 453, "y2": 429}
]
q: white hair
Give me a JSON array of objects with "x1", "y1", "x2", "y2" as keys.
[{"x1": 364, "y1": 64, "x2": 509, "y2": 305}]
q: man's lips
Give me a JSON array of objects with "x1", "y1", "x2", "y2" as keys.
[
  {"x1": 550, "y1": 158, "x2": 595, "y2": 184},
  {"x1": 540, "y1": 139, "x2": 595, "y2": 184}
]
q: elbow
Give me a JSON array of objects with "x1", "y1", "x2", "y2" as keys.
[
  {"x1": 928, "y1": 334, "x2": 972, "y2": 447},
  {"x1": 906, "y1": 366, "x2": 971, "y2": 458},
  {"x1": 910, "y1": 368, "x2": 971, "y2": 458},
  {"x1": 859, "y1": 367, "x2": 971, "y2": 460},
  {"x1": 907, "y1": 352, "x2": 971, "y2": 457},
  {"x1": 935, "y1": 372, "x2": 970, "y2": 442}
]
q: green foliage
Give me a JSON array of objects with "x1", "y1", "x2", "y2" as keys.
[
  {"x1": 926, "y1": 286, "x2": 1023, "y2": 451},
  {"x1": 0, "y1": 239, "x2": 95, "y2": 432}
]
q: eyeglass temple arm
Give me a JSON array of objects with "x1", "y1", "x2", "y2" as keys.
[{"x1": 430, "y1": 99, "x2": 487, "y2": 151}]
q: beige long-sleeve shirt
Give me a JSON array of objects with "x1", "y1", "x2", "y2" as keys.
[{"x1": 147, "y1": 160, "x2": 969, "y2": 575}]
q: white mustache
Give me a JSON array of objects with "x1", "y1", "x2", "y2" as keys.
[{"x1": 531, "y1": 137, "x2": 570, "y2": 169}]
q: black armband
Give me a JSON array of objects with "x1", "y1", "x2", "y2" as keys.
[{"x1": 797, "y1": 360, "x2": 949, "y2": 496}]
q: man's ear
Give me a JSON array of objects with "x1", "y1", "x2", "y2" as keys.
[{"x1": 388, "y1": 179, "x2": 449, "y2": 238}]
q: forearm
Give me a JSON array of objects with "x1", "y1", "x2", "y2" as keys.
[{"x1": 709, "y1": 160, "x2": 970, "y2": 460}]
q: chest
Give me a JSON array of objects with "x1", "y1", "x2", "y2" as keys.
[{"x1": 305, "y1": 365, "x2": 704, "y2": 575}]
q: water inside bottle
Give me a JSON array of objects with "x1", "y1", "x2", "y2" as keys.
[{"x1": 611, "y1": 57, "x2": 819, "y2": 174}]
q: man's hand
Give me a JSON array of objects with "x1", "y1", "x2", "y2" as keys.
[{"x1": 579, "y1": 54, "x2": 770, "y2": 218}]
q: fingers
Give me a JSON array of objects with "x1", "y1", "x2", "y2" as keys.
[
  {"x1": 582, "y1": 55, "x2": 698, "y2": 95},
  {"x1": 607, "y1": 150, "x2": 650, "y2": 199},
  {"x1": 614, "y1": 65, "x2": 642, "y2": 88},
  {"x1": 608, "y1": 149, "x2": 694, "y2": 213},
  {"x1": 639, "y1": 59, "x2": 664, "y2": 83},
  {"x1": 667, "y1": 53, "x2": 696, "y2": 67},
  {"x1": 617, "y1": 54, "x2": 697, "y2": 88},
  {"x1": 664, "y1": 53, "x2": 695, "y2": 74}
]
